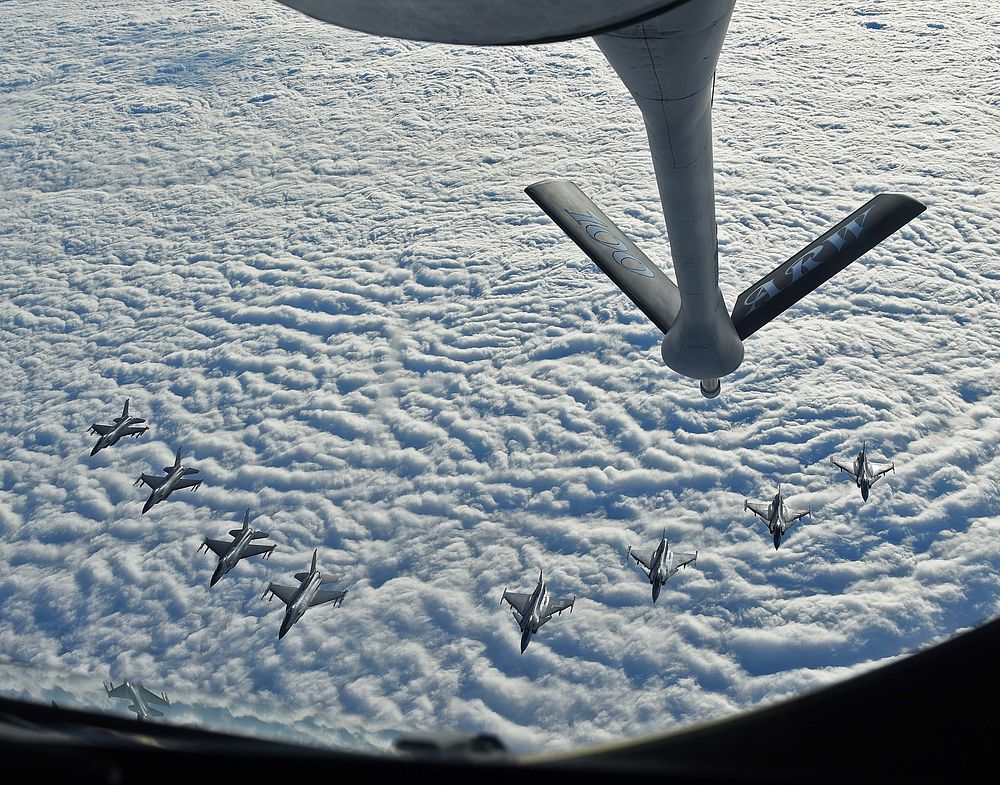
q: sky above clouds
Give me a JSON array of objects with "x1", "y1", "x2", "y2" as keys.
[{"x1": 1, "y1": 0, "x2": 998, "y2": 755}]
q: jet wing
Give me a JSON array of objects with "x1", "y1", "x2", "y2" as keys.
[
  {"x1": 265, "y1": 583, "x2": 297, "y2": 606},
  {"x1": 831, "y1": 458, "x2": 859, "y2": 481},
  {"x1": 121, "y1": 426, "x2": 147, "y2": 437},
  {"x1": 786, "y1": 508, "x2": 811, "y2": 526},
  {"x1": 138, "y1": 474, "x2": 166, "y2": 490},
  {"x1": 872, "y1": 463, "x2": 895, "y2": 482},
  {"x1": 137, "y1": 685, "x2": 169, "y2": 708},
  {"x1": 672, "y1": 551, "x2": 698, "y2": 570},
  {"x1": 308, "y1": 589, "x2": 346, "y2": 607},
  {"x1": 542, "y1": 596, "x2": 575, "y2": 620},
  {"x1": 173, "y1": 478, "x2": 202, "y2": 490},
  {"x1": 105, "y1": 683, "x2": 132, "y2": 699},
  {"x1": 202, "y1": 538, "x2": 232, "y2": 558},
  {"x1": 501, "y1": 591, "x2": 532, "y2": 617},
  {"x1": 745, "y1": 501, "x2": 771, "y2": 521},
  {"x1": 240, "y1": 543, "x2": 275, "y2": 560},
  {"x1": 90, "y1": 424, "x2": 112, "y2": 436},
  {"x1": 628, "y1": 547, "x2": 653, "y2": 572}
]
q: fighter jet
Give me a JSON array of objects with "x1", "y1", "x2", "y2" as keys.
[
  {"x1": 87, "y1": 399, "x2": 149, "y2": 456},
  {"x1": 832, "y1": 442, "x2": 895, "y2": 502},
  {"x1": 280, "y1": 0, "x2": 926, "y2": 400},
  {"x1": 500, "y1": 570, "x2": 575, "y2": 653},
  {"x1": 262, "y1": 550, "x2": 347, "y2": 640},
  {"x1": 745, "y1": 486, "x2": 811, "y2": 550},
  {"x1": 627, "y1": 531, "x2": 698, "y2": 603},
  {"x1": 134, "y1": 449, "x2": 202, "y2": 514},
  {"x1": 104, "y1": 680, "x2": 170, "y2": 721},
  {"x1": 199, "y1": 509, "x2": 276, "y2": 586}
]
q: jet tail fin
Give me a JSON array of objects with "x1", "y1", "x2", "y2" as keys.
[
  {"x1": 730, "y1": 193, "x2": 925, "y2": 340},
  {"x1": 526, "y1": 179, "x2": 681, "y2": 333},
  {"x1": 121, "y1": 399, "x2": 130, "y2": 419}
]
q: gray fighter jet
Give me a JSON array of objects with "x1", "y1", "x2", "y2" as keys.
[
  {"x1": 832, "y1": 442, "x2": 895, "y2": 502},
  {"x1": 134, "y1": 449, "x2": 202, "y2": 514},
  {"x1": 500, "y1": 570, "x2": 575, "y2": 653},
  {"x1": 745, "y1": 486, "x2": 811, "y2": 550},
  {"x1": 627, "y1": 531, "x2": 698, "y2": 603},
  {"x1": 104, "y1": 680, "x2": 170, "y2": 720},
  {"x1": 199, "y1": 509, "x2": 276, "y2": 586},
  {"x1": 88, "y1": 399, "x2": 149, "y2": 456},
  {"x1": 262, "y1": 550, "x2": 347, "y2": 640}
]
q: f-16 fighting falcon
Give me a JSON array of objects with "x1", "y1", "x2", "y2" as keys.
[
  {"x1": 627, "y1": 531, "x2": 698, "y2": 603},
  {"x1": 199, "y1": 509, "x2": 276, "y2": 586},
  {"x1": 134, "y1": 449, "x2": 202, "y2": 514},
  {"x1": 262, "y1": 550, "x2": 347, "y2": 640},
  {"x1": 278, "y1": 0, "x2": 926, "y2": 400},
  {"x1": 832, "y1": 442, "x2": 895, "y2": 502},
  {"x1": 88, "y1": 399, "x2": 149, "y2": 456},
  {"x1": 500, "y1": 570, "x2": 575, "y2": 653},
  {"x1": 104, "y1": 680, "x2": 170, "y2": 721},
  {"x1": 745, "y1": 486, "x2": 811, "y2": 550}
]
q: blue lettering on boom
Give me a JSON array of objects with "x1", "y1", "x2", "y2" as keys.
[
  {"x1": 739, "y1": 205, "x2": 874, "y2": 315},
  {"x1": 567, "y1": 210, "x2": 654, "y2": 279}
]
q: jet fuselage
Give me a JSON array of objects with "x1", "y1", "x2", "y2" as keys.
[
  {"x1": 91, "y1": 417, "x2": 140, "y2": 455},
  {"x1": 280, "y1": 570, "x2": 323, "y2": 639},
  {"x1": 833, "y1": 443, "x2": 893, "y2": 502},
  {"x1": 519, "y1": 578, "x2": 547, "y2": 652},
  {"x1": 211, "y1": 527, "x2": 256, "y2": 586},
  {"x1": 105, "y1": 680, "x2": 166, "y2": 721},
  {"x1": 142, "y1": 464, "x2": 198, "y2": 513},
  {"x1": 123, "y1": 681, "x2": 152, "y2": 720},
  {"x1": 648, "y1": 539, "x2": 669, "y2": 602},
  {"x1": 767, "y1": 491, "x2": 789, "y2": 549},
  {"x1": 855, "y1": 449, "x2": 874, "y2": 500}
]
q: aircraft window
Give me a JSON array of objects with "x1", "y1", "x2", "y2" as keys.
[{"x1": 0, "y1": 0, "x2": 994, "y2": 762}]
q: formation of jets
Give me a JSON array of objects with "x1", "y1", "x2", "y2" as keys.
[
  {"x1": 508, "y1": 441, "x2": 900, "y2": 645},
  {"x1": 87, "y1": 400, "x2": 897, "y2": 656},
  {"x1": 86, "y1": 403, "x2": 347, "y2": 644},
  {"x1": 89, "y1": 400, "x2": 201, "y2": 514}
]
